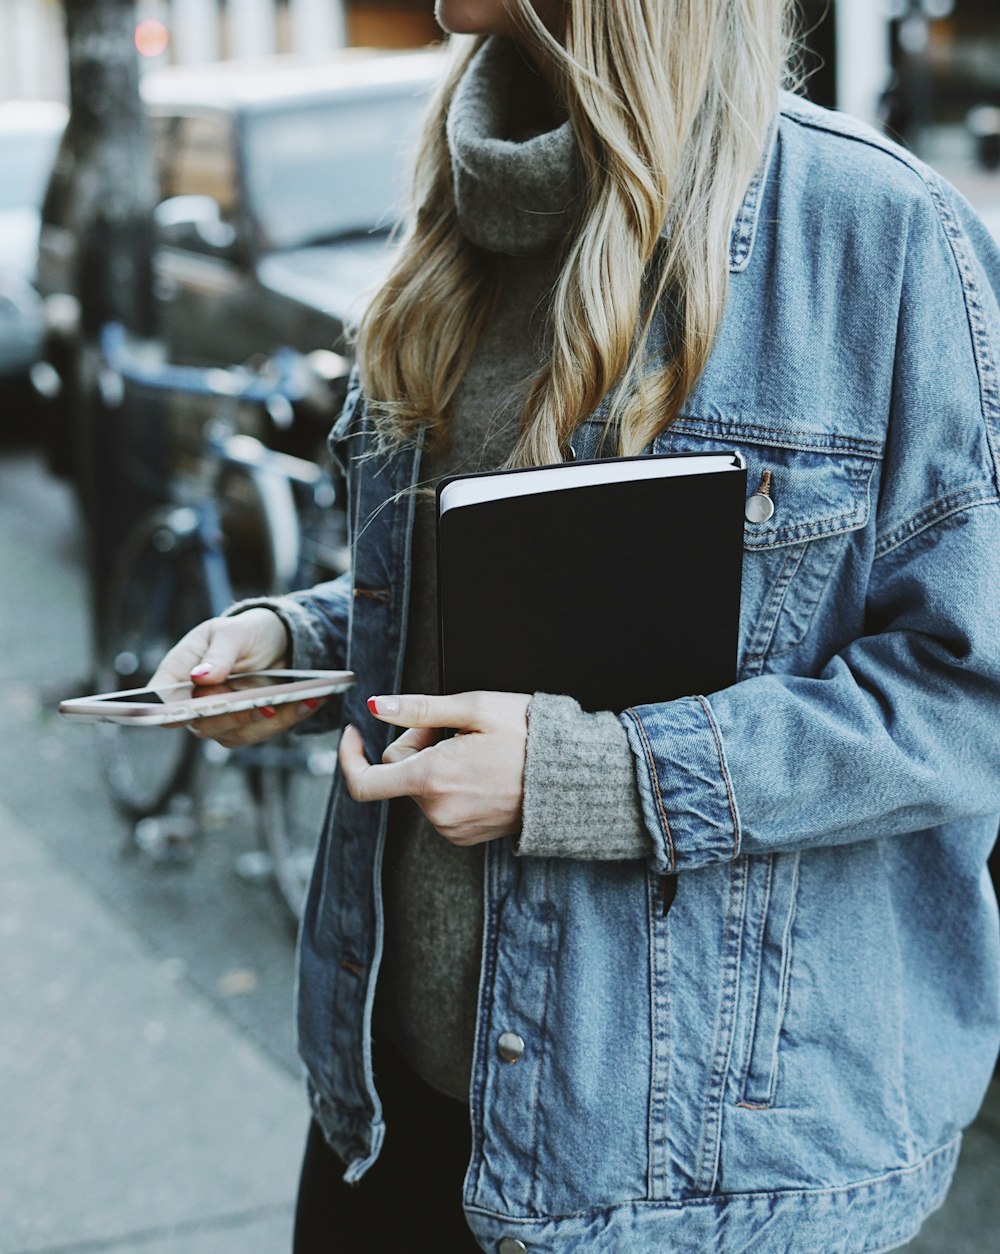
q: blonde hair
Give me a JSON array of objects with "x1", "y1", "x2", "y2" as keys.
[{"x1": 356, "y1": 0, "x2": 792, "y2": 465}]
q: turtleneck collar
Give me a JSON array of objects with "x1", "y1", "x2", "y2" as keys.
[{"x1": 446, "y1": 37, "x2": 581, "y2": 258}]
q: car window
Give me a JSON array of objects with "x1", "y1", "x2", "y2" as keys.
[
  {"x1": 242, "y1": 93, "x2": 426, "y2": 252},
  {"x1": 154, "y1": 112, "x2": 238, "y2": 220}
]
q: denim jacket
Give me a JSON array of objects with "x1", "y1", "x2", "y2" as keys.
[{"x1": 283, "y1": 95, "x2": 1000, "y2": 1253}]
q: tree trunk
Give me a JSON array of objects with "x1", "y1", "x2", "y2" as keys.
[{"x1": 62, "y1": 0, "x2": 160, "y2": 641}]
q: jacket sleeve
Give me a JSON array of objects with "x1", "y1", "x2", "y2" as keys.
[
  {"x1": 621, "y1": 175, "x2": 1000, "y2": 874},
  {"x1": 223, "y1": 575, "x2": 352, "y2": 734}
]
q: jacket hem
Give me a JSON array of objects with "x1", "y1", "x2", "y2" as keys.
[
  {"x1": 307, "y1": 1077, "x2": 385, "y2": 1185},
  {"x1": 463, "y1": 1137, "x2": 961, "y2": 1253}
]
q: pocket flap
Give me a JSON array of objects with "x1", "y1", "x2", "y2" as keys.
[
  {"x1": 654, "y1": 424, "x2": 879, "y2": 551},
  {"x1": 739, "y1": 447, "x2": 877, "y2": 551}
]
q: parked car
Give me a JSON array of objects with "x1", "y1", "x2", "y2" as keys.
[
  {"x1": 35, "y1": 47, "x2": 443, "y2": 466},
  {"x1": 0, "y1": 100, "x2": 66, "y2": 403}
]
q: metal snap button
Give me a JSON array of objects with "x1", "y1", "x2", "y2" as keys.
[
  {"x1": 745, "y1": 469, "x2": 775, "y2": 523},
  {"x1": 745, "y1": 492, "x2": 775, "y2": 523},
  {"x1": 497, "y1": 1031, "x2": 525, "y2": 1063},
  {"x1": 499, "y1": 1239, "x2": 528, "y2": 1254}
]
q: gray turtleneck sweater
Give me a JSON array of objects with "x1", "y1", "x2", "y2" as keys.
[
  {"x1": 378, "y1": 38, "x2": 650, "y2": 1101},
  {"x1": 239, "y1": 37, "x2": 651, "y2": 1102}
]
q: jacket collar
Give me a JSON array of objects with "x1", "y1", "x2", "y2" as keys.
[{"x1": 728, "y1": 116, "x2": 778, "y2": 273}]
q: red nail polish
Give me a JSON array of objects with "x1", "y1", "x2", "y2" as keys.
[
  {"x1": 367, "y1": 696, "x2": 378, "y2": 716},
  {"x1": 304, "y1": 698, "x2": 321, "y2": 710},
  {"x1": 259, "y1": 705, "x2": 277, "y2": 719}
]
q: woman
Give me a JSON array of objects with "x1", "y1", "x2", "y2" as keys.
[{"x1": 153, "y1": 1, "x2": 1000, "y2": 1249}]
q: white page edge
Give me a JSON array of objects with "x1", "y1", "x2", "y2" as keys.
[{"x1": 439, "y1": 452, "x2": 746, "y2": 516}]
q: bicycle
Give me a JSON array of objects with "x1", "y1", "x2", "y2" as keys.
[{"x1": 95, "y1": 322, "x2": 349, "y2": 922}]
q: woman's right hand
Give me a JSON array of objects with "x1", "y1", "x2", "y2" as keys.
[{"x1": 149, "y1": 608, "x2": 324, "y2": 747}]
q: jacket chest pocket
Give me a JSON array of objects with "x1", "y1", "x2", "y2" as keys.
[{"x1": 655, "y1": 427, "x2": 880, "y2": 676}]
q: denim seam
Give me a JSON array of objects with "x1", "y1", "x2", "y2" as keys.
[
  {"x1": 527, "y1": 868, "x2": 556, "y2": 1207},
  {"x1": 780, "y1": 102, "x2": 942, "y2": 193},
  {"x1": 462, "y1": 1134, "x2": 960, "y2": 1221},
  {"x1": 696, "y1": 696, "x2": 740, "y2": 858},
  {"x1": 744, "y1": 461, "x2": 877, "y2": 550},
  {"x1": 743, "y1": 543, "x2": 807, "y2": 675},
  {"x1": 747, "y1": 852, "x2": 801, "y2": 1109},
  {"x1": 694, "y1": 858, "x2": 748, "y2": 1193},
  {"x1": 766, "y1": 529, "x2": 851, "y2": 661},
  {"x1": 469, "y1": 841, "x2": 505, "y2": 1205},
  {"x1": 744, "y1": 508, "x2": 866, "y2": 549},
  {"x1": 738, "y1": 856, "x2": 774, "y2": 1102},
  {"x1": 874, "y1": 488, "x2": 999, "y2": 558},
  {"x1": 646, "y1": 872, "x2": 672, "y2": 1200},
  {"x1": 728, "y1": 116, "x2": 777, "y2": 272},
  {"x1": 925, "y1": 175, "x2": 1000, "y2": 488},
  {"x1": 626, "y1": 709, "x2": 675, "y2": 872},
  {"x1": 671, "y1": 416, "x2": 884, "y2": 458}
]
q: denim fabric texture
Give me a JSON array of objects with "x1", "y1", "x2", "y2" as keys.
[{"x1": 279, "y1": 94, "x2": 1000, "y2": 1252}]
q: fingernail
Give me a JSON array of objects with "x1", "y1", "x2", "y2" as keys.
[
  {"x1": 191, "y1": 664, "x2": 213, "y2": 678},
  {"x1": 259, "y1": 705, "x2": 277, "y2": 719},
  {"x1": 302, "y1": 697, "x2": 323, "y2": 711},
  {"x1": 368, "y1": 695, "x2": 399, "y2": 716}
]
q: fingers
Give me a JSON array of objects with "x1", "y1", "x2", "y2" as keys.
[
  {"x1": 148, "y1": 617, "x2": 239, "y2": 691},
  {"x1": 366, "y1": 691, "x2": 490, "y2": 732},
  {"x1": 186, "y1": 620, "x2": 249, "y2": 684},
  {"x1": 149, "y1": 609, "x2": 289, "y2": 691},
  {"x1": 148, "y1": 622, "x2": 215, "y2": 691},
  {"x1": 189, "y1": 696, "x2": 325, "y2": 748},
  {"x1": 381, "y1": 726, "x2": 441, "y2": 764},
  {"x1": 339, "y1": 723, "x2": 429, "y2": 802}
]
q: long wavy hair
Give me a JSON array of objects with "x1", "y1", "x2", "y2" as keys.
[{"x1": 355, "y1": 0, "x2": 792, "y2": 465}]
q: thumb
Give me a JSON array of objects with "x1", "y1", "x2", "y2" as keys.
[{"x1": 187, "y1": 622, "x2": 245, "y2": 685}]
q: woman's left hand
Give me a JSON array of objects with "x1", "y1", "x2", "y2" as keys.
[{"x1": 338, "y1": 691, "x2": 531, "y2": 846}]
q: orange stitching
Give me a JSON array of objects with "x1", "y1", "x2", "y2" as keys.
[
  {"x1": 628, "y1": 710, "x2": 675, "y2": 871},
  {"x1": 340, "y1": 960, "x2": 365, "y2": 978},
  {"x1": 736, "y1": 1101, "x2": 770, "y2": 1111},
  {"x1": 696, "y1": 696, "x2": 739, "y2": 857},
  {"x1": 353, "y1": 587, "x2": 391, "y2": 603}
]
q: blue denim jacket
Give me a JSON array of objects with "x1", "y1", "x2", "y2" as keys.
[{"x1": 284, "y1": 95, "x2": 1000, "y2": 1253}]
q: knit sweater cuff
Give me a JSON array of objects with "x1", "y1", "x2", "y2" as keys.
[{"x1": 518, "y1": 692, "x2": 651, "y2": 860}]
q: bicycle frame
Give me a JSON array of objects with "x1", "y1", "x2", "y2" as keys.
[{"x1": 95, "y1": 322, "x2": 346, "y2": 917}]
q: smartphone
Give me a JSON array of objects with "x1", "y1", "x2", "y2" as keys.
[{"x1": 58, "y1": 670, "x2": 356, "y2": 725}]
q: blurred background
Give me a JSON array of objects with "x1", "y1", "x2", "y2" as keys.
[{"x1": 0, "y1": 2, "x2": 997, "y2": 1252}]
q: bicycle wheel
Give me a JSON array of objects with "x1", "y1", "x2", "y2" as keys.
[
  {"x1": 98, "y1": 508, "x2": 211, "y2": 816},
  {"x1": 256, "y1": 730, "x2": 338, "y2": 921}
]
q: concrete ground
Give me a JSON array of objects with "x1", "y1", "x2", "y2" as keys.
[
  {"x1": 0, "y1": 448, "x2": 308, "y2": 1251},
  {"x1": 2, "y1": 290, "x2": 999, "y2": 1252}
]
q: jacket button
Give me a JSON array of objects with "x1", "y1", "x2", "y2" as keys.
[
  {"x1": 745, "y1": 491, "x2": 775, "y2": 523},
  {"x1": 497, "y1": 1031, "x2": 525, "y2": 1063},
  {"x1": 499, "y1": 1240, "x2": 528, "y2": 1253}
]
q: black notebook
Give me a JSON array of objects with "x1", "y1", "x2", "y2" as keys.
[{"x1": 436, "y1": 451, "x2": 747, "y2": 714}]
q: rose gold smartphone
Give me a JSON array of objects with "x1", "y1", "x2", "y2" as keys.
[{"x1": 58, "y1": 670, "x2": 355, "y2": 725}]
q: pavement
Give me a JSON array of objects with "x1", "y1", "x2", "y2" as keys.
[
  {"x1": 0, "y1": 446, "x2": 307, "y2": 1251},
  {"x1": 0, "y1": 425, "x2": 998, "y2": 1251}
]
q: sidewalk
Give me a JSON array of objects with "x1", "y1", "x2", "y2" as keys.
[
  {"x1": 0, "y1": 449, "x2": 307, "y2": 1254},
  {"x1": 0, "y1": 798, "x2": 303, "y2": 1253},
  {"x1": 0, "y1": 444, "x2": 997, "y2": 1253}
]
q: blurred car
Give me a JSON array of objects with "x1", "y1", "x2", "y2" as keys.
[
  {"x1": 35, "y1": 47, "x2": 443, "y2": 465},
  {"x1": 0, "y1": 100, "x2": 66, "y2": 389}
]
